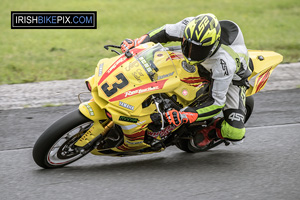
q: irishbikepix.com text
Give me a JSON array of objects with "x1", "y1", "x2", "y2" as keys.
[{"x1": 11, "y1": 11, "x2": 97, "y2": 29}]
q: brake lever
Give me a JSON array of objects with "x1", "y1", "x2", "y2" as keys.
[
  {"x1": 111, "y1": 49, "x2": 121, "y2": 55},
  {"x1": 104, "y1": 44, "x2": 121, "y2": 50},
  {"x1": 152, "y1": 95, "x2": 165, "y2": 130},
  {"x1": 104, "y1": 45, "x2": 122, "y2": 55}
]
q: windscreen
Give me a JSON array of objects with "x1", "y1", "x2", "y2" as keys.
[{"x1": 134, "y1": 44, "x2": 178, "y2": 82}]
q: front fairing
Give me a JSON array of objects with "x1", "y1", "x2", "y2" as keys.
[{"x1": 93, "y1": 43, "x2": 180, "y2": 116}]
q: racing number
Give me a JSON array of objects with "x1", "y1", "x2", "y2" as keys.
[{"x1": 101, "y1": 73, "x2": 129, "y2": 97}]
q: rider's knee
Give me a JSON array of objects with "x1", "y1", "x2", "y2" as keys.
[
  {"x1": 221, "y1": 109, "x2": 246, "y2": 141},
  {"x1": 220, "y1": 120, "x2": 245, "y2": 141}
]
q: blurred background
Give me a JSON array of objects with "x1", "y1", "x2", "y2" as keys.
[{"x1": 1, "y1": 0, "x2": 299, "y2": 84}]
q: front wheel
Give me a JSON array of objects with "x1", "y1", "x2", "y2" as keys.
[{"x1": 32, "y1": 109, "x2": 93, "y2": 169}]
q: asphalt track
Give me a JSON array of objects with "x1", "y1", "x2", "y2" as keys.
[{"x1": 0, "y1": 88, "x2": 299, "y2": 200}]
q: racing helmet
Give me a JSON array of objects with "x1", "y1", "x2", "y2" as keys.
[{"x1": 181, "y1": 13, "x2": 221, "y2": 65}]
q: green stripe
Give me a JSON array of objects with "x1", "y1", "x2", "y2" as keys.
[
  {"x1": 221, "y1": 44, "x2": 249, "y2": 73},
  {"x1": 148, "y1": 25, "x2": 166, "y2": 38},
  {"x1": 196, "y1": 104, "x2": 224, "y2": 121}
]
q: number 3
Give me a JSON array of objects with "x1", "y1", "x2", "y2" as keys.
[{"x1": 101, "y1": 73, "x2": 129, "y2": 97}]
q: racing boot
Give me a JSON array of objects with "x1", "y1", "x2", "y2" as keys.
[{"x1": 193, "y1": 118, "x2": 224, "y2": 148}]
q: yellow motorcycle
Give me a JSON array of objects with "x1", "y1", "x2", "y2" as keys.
[{"x1": 32, "y1": 42, "x2": 283, "y2": 169}]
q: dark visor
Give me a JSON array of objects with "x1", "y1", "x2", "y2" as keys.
[{"x1": 181, "y1": 37, "x2": 214, "y2": 63}]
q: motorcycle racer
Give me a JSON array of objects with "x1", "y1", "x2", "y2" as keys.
[{"x1": 121, "y1": 13, "x2": 252, "y2": 148}]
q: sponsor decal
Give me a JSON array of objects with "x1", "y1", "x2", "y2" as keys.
[
  {"x1": 109, "y1": 79, "x2": 167, "y2": 102},
  {"x1": 139, "y1": 56, "x2": 152, "y2": 73},
  {"x1": 147, "y1": 125, "x2": 176, "y2": 138},
  {"x1": 125, "y1": 140, "x2": 143, "y2": 145},
  {"x1": 195, "y1": 16, "x2": 209, "y2": 40},
  {"x1": 119, "y1": 101, "x2": 134, "y2": 110},
  {"x1": 98, "y1": 56, "x2": 127, "y2": 85},
  {"x1": 220, "y1": 59, "x2": 229, "y2": 76},
  {"x1": 84, "y1": 104, "x2": 94, "y2": 116},
  {"x1": 98, "y1": 48, "x2": 144, "y2": 86},
  {"x1": 132, "y1": 68, "x2": 144, "y2": 83},
  {"x1": 124, "y1": 86, "x2": 159, "y2": 97},
  {"x1": 228, "y1": 112, "x2": 245, "y2": 122},
  {"x1": 98, "y1": 63, "x2": 104, "y2": 77},
  {"x1": 157, "y1": 71, "x2": 174, "y2": 80},
  {"x1": 107, "y1": 57, "x2": 127, "y2": 74},
  {"x1": 119, "y1": 116, "x2": 139, "y2": 123},
  {"x1": 125, "y1": 60, "x2": 140, "y2": 71}
]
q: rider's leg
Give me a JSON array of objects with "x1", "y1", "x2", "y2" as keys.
[{"x1": 194, "y1": 83, "x2": 247, "y2": 147}]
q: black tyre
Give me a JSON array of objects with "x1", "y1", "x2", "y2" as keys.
[
  {"x1": 32, "y1": 109, "x2": 93, "y2": 169},
  {"x1": 176, "y1": 137, "x2": 224, "y2": 153},
  {"x1": 245, "y1": 96, "x2": 254, "y2": 123},
  {"x1": 175, "y1": 138, "x2": 194, "y2": 153}
]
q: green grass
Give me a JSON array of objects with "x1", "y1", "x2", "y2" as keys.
[{"x1": 1, "y1": 0, "x2": 300, "y2": 84}]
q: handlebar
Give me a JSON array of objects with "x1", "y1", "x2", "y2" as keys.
[{"x1": 104, "y1": 45, "x2": 121, "y2": 55}]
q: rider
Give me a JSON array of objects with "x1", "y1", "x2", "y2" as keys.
[{"x1": 120, "y1": 13, "x2": 252, "y2": 147}]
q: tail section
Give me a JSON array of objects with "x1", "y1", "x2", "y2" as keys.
[{"x1": 246, "y1": 50, "x2": 283, "y2": 96}]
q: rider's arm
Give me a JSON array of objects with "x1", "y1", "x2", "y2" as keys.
[
  {"x1": 185, "y1": 55, "x2": 236, "y2": 121},
  {"x1": 147, "y1": 17, "x2": 194, "y2": 43},
  {"x1": 121, "y1": 17, "x2": 194, "y2": 52}
]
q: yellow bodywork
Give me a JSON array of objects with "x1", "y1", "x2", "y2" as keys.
[
  {"x1": 77, "y1": 42, "x2": 283, "y2": 156},
  {"x1": 75, "y1": 101, "x2": 108, "y2": 147},
  {"x1": 247, "y1": 50, "x2": 283, "y2": 96}
]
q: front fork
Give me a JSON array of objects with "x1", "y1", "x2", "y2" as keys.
[{"x1": 75, "y1": 100, "x2": 113, "y2": 150}]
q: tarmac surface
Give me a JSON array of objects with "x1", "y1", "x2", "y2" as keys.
[
  {"x1": 0, "y1": 89, "x2": 300, "y2": 200},
  {"x1": 0, "y1": 62, "x2": 300, "y2": 200}
]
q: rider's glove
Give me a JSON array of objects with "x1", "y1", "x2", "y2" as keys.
[
  {"x1": 165, "y1": 109, "x2": 198, "y2": 127},
  {"x1": 121, "y1": 39, "x2": 135, "y2": 53},
  {"x1": 120, "y1": 34, "x2": 149, "y2": 53}
]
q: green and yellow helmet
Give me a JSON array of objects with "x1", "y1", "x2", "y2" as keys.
[{"x1": 181, "y1": 13, "x2": 221, "y2": 65}]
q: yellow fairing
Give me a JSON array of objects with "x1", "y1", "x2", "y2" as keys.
[
  {"x1": 78, "y1": 100, "x2": 107, "y2": 121},
  {"x1": 79, "y1": 43, "x2": 211, "y2": 155},
  {"x1": 171, "y1": 57, "x2": 209, "y2": 105},
  {"x1": 75, "y1": 100, "x2": 108, "y2": 147},
  {"x1": 246, "y1": 50, "x2": 283, "y2": 96}
]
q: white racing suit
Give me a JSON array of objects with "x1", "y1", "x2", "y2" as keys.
[{"x1": 142, "y1": 17, "x2": 252, "y2": 141}]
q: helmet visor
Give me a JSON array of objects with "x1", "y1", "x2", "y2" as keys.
[{"x1": 181, "y1": 37, "x2": 214, "y2": 63}]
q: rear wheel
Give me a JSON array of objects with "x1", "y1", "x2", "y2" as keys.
[
  {"x1": 32, "y1": 109, "x2": 93, "y2": 169},
  {"x1": 175, "y1": 138, "x2": 194, "y2": 153},
  {"x1": 176, "y1": 136, "x2": 224, "y2": 153},
  {"x1": 245, "y1": 96, "x2": 254, "y2": 123}
]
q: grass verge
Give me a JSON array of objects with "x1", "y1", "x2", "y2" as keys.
[{"x1": 1, "y1": 0, "x2": 299, "y2": 84}]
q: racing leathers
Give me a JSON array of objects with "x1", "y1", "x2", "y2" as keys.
[{"x1": 128, "y1": 16, "x2": 252, "y2": 142}]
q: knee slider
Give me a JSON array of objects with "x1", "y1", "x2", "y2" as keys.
[{"x1": 221, "y1": 120, "x2": 245, "y2": 140}]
